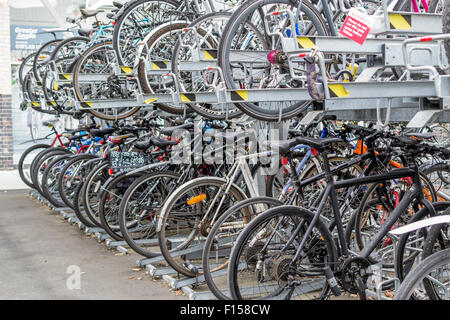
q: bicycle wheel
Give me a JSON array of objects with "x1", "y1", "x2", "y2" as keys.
[
  {"x1": 30, "y1": 147, "x2": 65, "y2": 182},
  {"x1": 46, "y1": 37, "x2": 90, "y2": 109},
  {"x1": 112, "y1": 0, "x2": 180, "y2": 67},
  {"x1": 81, "y1": 161, "x2": 110, "y2": 227},
  {"x1": 395, "y1": 248, "x2": 450, "y2": 300},
  {"x1": 72, "y1": 179, "x2": 97, "y2": 228},
  {"x1": 395, "y1": 201, "x2": 450, "y2": 284},
  {"x1": 202, "y1": 197, "x2": 283, "y2": 300},
  {"x1": 137, "y1": 22, "x2": 189, "y2": 115},
  {"x1": 32, "y1": 39, "x2": 62, "y2": 84},
  {"x1": 58, "y1": 154, "x2": 98, "y2": 209},
  {"x1": 41, "y1": 154, "x2": 72, "y2": 207},
  {"x1": 98, "y1": 172, "x2": 144, "y2": 241},
  {"x1": 18, "y1": 52, "x2": 36, "y2": 87},
  {"x1": 72, "y1": 41, "x2": 141, "y2": 120},
  {"x1": 228, "y1": 205, "x2": 337, "y2": 300},
  {"x1": 422, "y1": 162, "x2": 450, "y2": 195},
  {"x1": 354, "y1": 173, "x2": 437, "y2": 267},
  {"x1": 418, "y1": 206, "x2": 450, "y2": 299},
  {"x1": 119, "y1": 170, "x2": 181, "y2": 257},
  {"x1": 31, "y1": 149, "x2": 71, "y2": 198},
  {"x1": 157, "y1": 177, "x2": 248, "y2": 277},
  {"x1": 18, "y1": 144, "x2": 50, "y2": 188},
  {"x1": 218, "y1": 0, "x2": 328, "y2": 121},
  {"x1": 171, "y1": 11, "x2": 242, "y2": 120},
  {"x1": 444, "y1": 0, "x2": 450, "y2": 63}
]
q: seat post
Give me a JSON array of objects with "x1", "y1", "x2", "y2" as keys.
[
  {"x1": 320, "y1": 146, "x2": 350, "y2": 255},
  {"x1": 319, "y1": 148, "x2": 333, "y2": 181}
]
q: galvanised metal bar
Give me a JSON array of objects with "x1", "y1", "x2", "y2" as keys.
[
  {"x1": 76, "y1": 79, "x2": 443, "y2": 110},
  {"x1": 385, "y1": 12, "x2": 442, "y2": 35}
]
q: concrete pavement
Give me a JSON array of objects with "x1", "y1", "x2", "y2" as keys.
[
  {"x1": 0, "y1": 170, "x2": 30, "y2": 191},
  {"x1": 0, "y1": 190, "x2": 186, "y2": 300}
]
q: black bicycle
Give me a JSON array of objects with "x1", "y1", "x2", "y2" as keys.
[{"x1": 227, "y1": 133, "x2": 450, "y2": 300}]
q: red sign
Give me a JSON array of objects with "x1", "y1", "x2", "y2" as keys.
[{"x1": 339, "y1": 14, "x2": 371, "y2": 45}]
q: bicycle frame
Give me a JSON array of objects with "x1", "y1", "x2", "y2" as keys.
[{"x1": 289, "y1": 149, "x2": 434, "y2": 272}]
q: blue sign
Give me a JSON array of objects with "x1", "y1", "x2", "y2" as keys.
[{"x1": 10, "y1": 25, "x2": 59, "y2": 51}]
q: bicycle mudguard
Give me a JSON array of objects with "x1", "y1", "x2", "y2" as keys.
[
  {"x1": 390, "y1": 209, "x2": 450, "y2": 236},
  {"x1": 124, "y1": 160, "x2": 170, "y2": 176}
]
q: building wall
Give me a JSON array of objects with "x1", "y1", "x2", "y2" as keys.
[
  {"x1": 0, "y1": 0, "x2": 12, "y2": 169},
  {"x1": 10, "y1": 0, "x2": 85, "y2": 27}
]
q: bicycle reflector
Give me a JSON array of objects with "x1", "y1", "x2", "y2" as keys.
[{"x1": 187, "y1": 194, "x2": 206, "y2": 206}]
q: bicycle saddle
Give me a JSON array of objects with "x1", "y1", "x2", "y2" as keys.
[
  {"x1": 108, "y1": 134, "x2": 134, "y2": 144},
  {"x1": 393, "y1": 135, "x2": 420, "y2": 146},
  {"x1": 80, "y1": 9, "x2": 105, "y2": 18},
  {"x1": 42, "y1": 119, "x2": 59, "y2": 127},
  {"x1": 271, "y1": 137, "x2": 344, "y2": 154},
  {"x1": 134, "y1": 140, "x2": 153, "y2": 151},
  {"x1": 295, "y1": 137, "x2": 343, "y2": 149},
  {"x1": 150, "y1": 137, "x2": 177, "y2": 148},
  {"x1": 113, "y1": 1, "x2": 124, "y2": 8},
  {"x1": 67, "y1": 132, "x2": 88, "y2": 141},
  {"x1": 160, "y1": 123, "x2": 194, "y2": 136},
  {"x1": 78, "y1": 28, "x2": 92, "y2": 37},
  {"x1": 344, "y1": 124, "x2": 376, "y2": 137},
  {"x1": 404, "y1": 132, "x2": 435, "y2": 140},
  {"x1": 90, "y1": 128, "x2": 116, "y2": 137}
]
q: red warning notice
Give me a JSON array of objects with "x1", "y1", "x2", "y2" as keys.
[{"x1": 339, "y1": 14, "x2": 371, "y2": 45}]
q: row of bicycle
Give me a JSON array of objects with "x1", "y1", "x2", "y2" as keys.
[
  {"x1": 20, "y1": 0, "x2": 450, "y2": 123},
  {"x1": 20, "y1": 111, "x2": 450, "y2": 300}
]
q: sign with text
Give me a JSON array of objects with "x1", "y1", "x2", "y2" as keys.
[
  {"x1": 339, "y1": 10, "x2": 371, "y2": 45},
  {"x1": 10, "y1": 25, "x2": 56, "y2": 51}
]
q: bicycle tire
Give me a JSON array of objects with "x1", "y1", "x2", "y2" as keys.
[
  {"x1": 218, "y1": 0, "x2": 328, "y2": 121},
  {"x1": 394, "y1": 248, "x2": 450, "y2": 300},
  {"x1": 18, "y1": 143, "x2": 50, "y2": 188},
  {"x1": 228, "y1": 205, "x2": 337, "y2": 300},
  {"x1": 31, "y1": 149, "x2": 72, "y2": 199},
  {"x1": 118, "y1": 170, "x2": 181, "y2": 257},
  {"x1": 112, "y1": 0, "x2": 180, "y2": 66},
  {"x1": 32, "y1": 39, "x2": 62, "y2": 84},
  {"x1": 72, "y1": 180, "x2": 97, "y2": 228},
  {"x1": 18, "y1": 52, "x2": 36, "y2": 87},
  {"x1": 157, "y1": 177, "x2": 248, "y2": 277},
  {"x1": 72, "y1": 41, "x2": 142, "y2": 120},
  {"x1": 58, "y1": 154, "x2": 98, "y2": 209},
  {"x1": 98, "y1": 172, "x2": 145, "y2": 241},
  {"x1": 81, "y1": 161, "x2": 110, "y2": 227},
  {"x1": 394, "y1": 201, "x2": 450, "y2": 283},
  {"x1": 202, "y1": 196, "x2": 283, "y2": 300},
  {"x1": 137, "y1": 22, "x2": 190, "y2": 115},
  {"x1": 41, "y1": 154, "x2": 73, "y2": 207}
]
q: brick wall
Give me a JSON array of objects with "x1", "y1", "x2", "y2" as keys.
[
  {"x1": 0, "y1": 95, "x2": 13, "y2": 169},
  {"x1": 0, "y1": 1, "x2": 13, "y2": 169}
]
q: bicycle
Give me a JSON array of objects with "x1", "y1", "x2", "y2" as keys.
[{"x1": 227, "y1": 133, "x2": 449, "y2": 300}]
